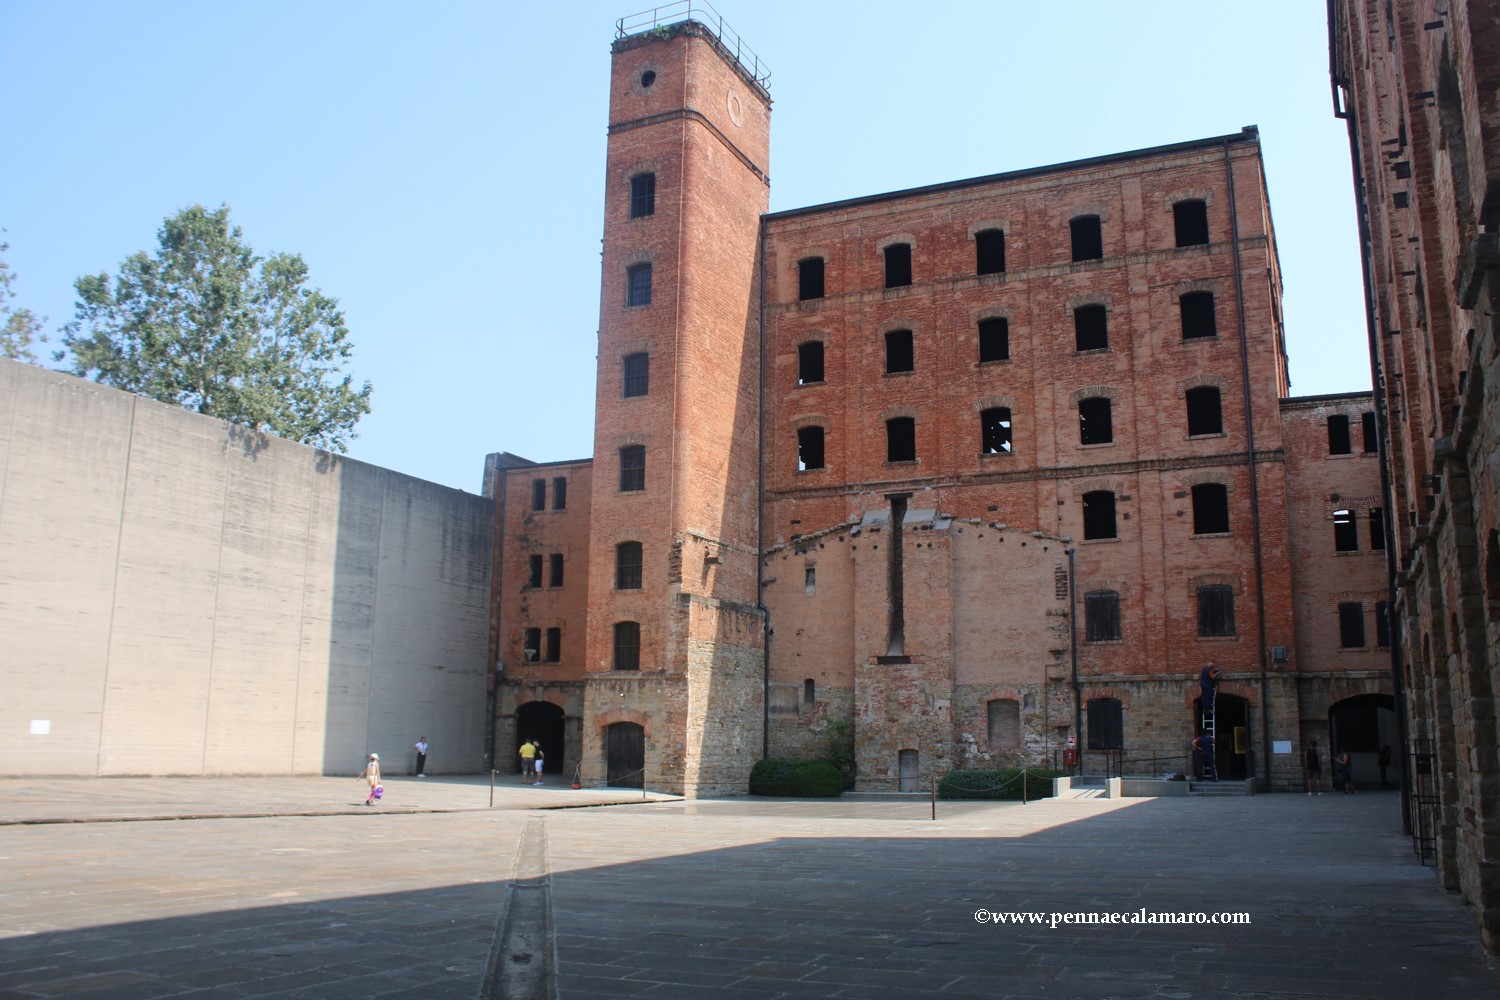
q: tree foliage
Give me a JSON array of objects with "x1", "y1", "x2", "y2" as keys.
[
  {"x1": 0, "y1": 235, "x2": 47, "y2": 363},
  {"x1": 59, "y1": 205, "x2": 372, "y2": 452}
]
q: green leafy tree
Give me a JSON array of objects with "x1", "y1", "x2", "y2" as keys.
[
  {"x1": 0, "y1": 235, "x2": 47, "y2": 362},
  {"x1": 59, "y1": 205, "x2": 373, "y2": 452}
]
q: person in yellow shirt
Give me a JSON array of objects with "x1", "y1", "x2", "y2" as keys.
[{"x1": 518, "y1": 740, "x2": 536, "y2": 783}]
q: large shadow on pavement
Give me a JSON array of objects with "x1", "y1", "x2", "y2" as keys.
[{"x1": 0, "y1": 796, "x2": 1491, "y2": 999}]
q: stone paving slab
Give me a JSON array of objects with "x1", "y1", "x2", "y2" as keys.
[{"x1": 0, "y1": 782, "x2": 1494, "y2": 998}]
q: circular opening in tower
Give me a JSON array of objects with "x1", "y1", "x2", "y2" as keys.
[{"x1": 640, "y1": 70, "x2": 656, "y2": 88}]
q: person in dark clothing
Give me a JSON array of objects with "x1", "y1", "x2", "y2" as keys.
[
  {"x1": 1378, "y1": 745, "x2": 1392, "y2": 788},
  {"x1": 1192, "y1": 732, "x2": 1214, "y2": 779},
  {"x1": 1304, "y1": 740, "x2": 1323, "y2": 795},
  {"x1": 1336, "y1": 746, "x2": 1355, "y2": 794},
  {"x1": 1199, "y1": 663, "x2": 1222, "y2": 705}
]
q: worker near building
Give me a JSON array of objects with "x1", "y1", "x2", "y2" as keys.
[{"x1": 518, "y1": 739, "x2": 536, "y2": 782}]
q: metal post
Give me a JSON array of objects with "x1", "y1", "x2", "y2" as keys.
[
  {"x1": 489, "y1": 769, "x2": 495, "y2": 808},
  {"x1": 931, "y1": 778, "x2": 936, "y2": 820},
  {"x1": 1023, "y1": 769, "x2": 1029, "y2": 805}
]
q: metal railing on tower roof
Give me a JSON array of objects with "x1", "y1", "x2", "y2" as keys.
[{"x1": 616, "y1": 1, "x2": 771, "y2": 89}]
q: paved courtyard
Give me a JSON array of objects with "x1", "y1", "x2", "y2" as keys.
[{"x1": 0, "y1": 777, "x2": 1494, "y2": 998}]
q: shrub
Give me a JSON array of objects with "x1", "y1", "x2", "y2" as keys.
[
  {"x1": 823, "y1": 718, "x2": 856, "y2": 790},
  {"x1": 937, "y1": 768, "x2": 1062, "y2": 801},
  {"x1": 749, "y1": 758, "x2": 844, "y2": 797}
]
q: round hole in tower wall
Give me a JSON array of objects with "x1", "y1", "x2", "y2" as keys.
[{"x1": 640, "y1": 70, "x2": 657, "y2": 87}]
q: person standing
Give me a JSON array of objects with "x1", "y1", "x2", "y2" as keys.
[
  {"x1": 357, "y1": 753, "x2": 382, "y2": 806},
  {"x1": 533, "y1": 742, "x2": 545, "y2": 785},
  {"x1": 413, "y1": 737, "x2": 429, "y2": 777},
  {"x1": 1191, "y1": 732, "x2": 1213, "y2": 780},
  {"x1": 1337, "y1": 746, "x2": 1355, "y2": 794},
  {"x1": 1304, "y1": 740, "x2": 1323, "y2": 795},
  {"x1": 518, "y1": 739, "x2": 536, "y2": 782},
  {"x1": 1378, "y1": 745, "x2": 1392, "y2": 788}
]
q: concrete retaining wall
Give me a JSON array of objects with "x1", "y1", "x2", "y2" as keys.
[{"x1": 0, "y1": 359, "x2": 493, "y2": 776}]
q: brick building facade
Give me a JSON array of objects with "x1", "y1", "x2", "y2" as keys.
[
  {"x1": 1330, "y1": 0, "x2": 1500, "y2": 951},
  {"x1": 486, "y1": 16, "x2": 1389, "y2": 804}
]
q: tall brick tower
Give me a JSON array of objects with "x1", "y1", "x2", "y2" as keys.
[{"x1": 581, "y1": 15, "x2": 772, "y2": 796}]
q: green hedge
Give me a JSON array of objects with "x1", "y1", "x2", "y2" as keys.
[
  {"x1": 937, "y1": 768, "x2": 1062, "y2": 801},
  {"x1": 749, "y1": 758, "x2": 844, "y2": 797}
]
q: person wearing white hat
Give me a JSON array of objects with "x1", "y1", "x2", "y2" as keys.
[{"x1": 357, "y1": 753, "x2": 382, "y2": 806}]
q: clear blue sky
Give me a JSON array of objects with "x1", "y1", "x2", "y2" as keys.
[{"x1": 2, "y1": 1, "x2": 1367, "y2": 494}]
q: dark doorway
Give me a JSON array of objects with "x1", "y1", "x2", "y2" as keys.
[
  {"x1": 1330, "y1": 693, "x2": 1398, "y2": 788},
  {"x1": 1193, "y1": 693, "x2": 1250, "y2": 780},
  {"x1": 606, "y1": 722, "x2": 645, "y2": 788},
  {"x1": 517, "y1": 701, "x2": 564, "y2": 779}
]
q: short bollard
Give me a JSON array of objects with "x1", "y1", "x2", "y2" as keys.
[{"x1": 1022, "y1": 768, "x2": 1028, "y2": 805}]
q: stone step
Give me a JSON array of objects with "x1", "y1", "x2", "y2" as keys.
[{"x1": 1188, "y1": 780, "x2": 1255, "y2": 796}]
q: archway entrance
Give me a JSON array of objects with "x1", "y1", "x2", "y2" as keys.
[
  {"x1": 1329, "y1": 693, "x2": 1398, "y2": 789},
  {"x1": 606, "y1": 722, "x2": 644, "y2": 788},
  {"x1": 1193, "y1": 693, "x2": 1251, "y2": 780},
  {"x1": 517, "y1": 701, "x2": 564, "y2": 779}
]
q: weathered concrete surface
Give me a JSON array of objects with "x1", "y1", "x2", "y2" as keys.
[{"x1": 0, "y1": 360, "x2": 493, "y2": 777}]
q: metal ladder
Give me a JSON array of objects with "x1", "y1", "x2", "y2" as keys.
[{"x1": 1199, "y1": 681, "x2": 1219, "y2": 781}]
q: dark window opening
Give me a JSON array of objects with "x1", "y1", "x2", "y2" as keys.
[
  {"x1": 797, "y1": 341, "x2": 824, "y2": 384},
  {"x1": 886, "y1": 417, "x2": 916, "y2": 462},
  {"x1": 616, "y1": 541, "x2": 643, "y2": 590},
  {"x1": 798, "y1": 257, "x2": 825, "y2": 300},
  {"x1": 1197, "y1": 586, "x2": 1236, "y2": 637},
  {"x1": 1070, "y1": 215, "x2": 1103, "y2": 262},
  {"x1": 978, "y1": 317, "x2": 1009, "y2": 362},
  {"x1": 981, "y1": 407, "x2": 1013, "y2": 455},
  {"x1": 523, "y1": 628, "x2": 541, "y2": 663},
  {"x1": 1173, "y1": 200, "x2": 1209, "y2": 247},
  {"x1": 626, "y1": 263, "x2": 652, "y2": 306},
  {"x1": 797, "y1": 426, "x2": 826, "y2": 471},
  {"x1": 1375, "y1": 600, "x2": 1390, "y2": 648},
  {"x1": 619, "y1": 445, "x2": 646, "y2": 492},
  {"x1": 1085, "y1": 590, "x2": 1122, "y2": 642},
  {"x1": 1079, "y1": 397, "x2": 1113, "y2": 445},
  {"x1": 803, "y1": 679, "x2": 816, "y2": 708},
  {"x1": 1075, "y1": 305, "x2": 1108, "y2": 351},
  {"x1": 531, "y1": 479, "x2": 546, "y2": 511},
  {"x1": 884, "y1": 243, "x2": 912, "y2": 288},
  {"x1": 885, "y1": 329, "x2": 914, "y2": 373},
  {"x1": 544, "y1": 627, "x2": 561, "y2": 663},
  {"x1": 1328, "y1": 414, "x2": 1352, "y2": 454},
  {"x1": 1192, "y1": 483, "x2": 1230, "y2": 535},
  {"x1": 1186, "y1": 386, "x2": 1223, "y2": 436},
  {"x1": 1369, "y1": 508, "x2": 1386, "y2": 550},
  {"x1": 1338, "y1": 602, "x2": 1366, "y2": 648},
  {"x1": 528, "y1": 554, "x2": 543, "y2": 588},
  {"x1": 1087, "y1": 697, "x2": 1123, "y2": 749},
  {"x1": 1082, "y1": 490, "x2": 1117, "y2": 539},
  {"x1": 623, "y1": 352, "x2": 649, "y2": 397},
  {"x1": 1334, "y1": 509, "x2": 1358, "y2": 552},
  {"x1": 552, "y1": 476, "x2": 567, "y2": 511},
  {"x1": 1180, "y1": 292, "x2": 1217, "y2": 340},
  {"x1": 976, "y1": 228, "x2": 1006, "y2": 275},
  {"x1": 549, "y1": 553, "x2": 564, "y2": 588},
  {"x1": 987, "y1": 698, "x2": 1021, "y2": 749},
  {"x1": 630, "y1": 173, "x2": 655, "y2": 218},
  {"x1": 804, "y1": 566, "x2": 815, "y2": 595},
  {"x1": 1362, "y1": 411, "x2": 1378, "y2": 452},
  {"x1": 613, "y1": 622, "x2": 640, "y2": 671}
]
